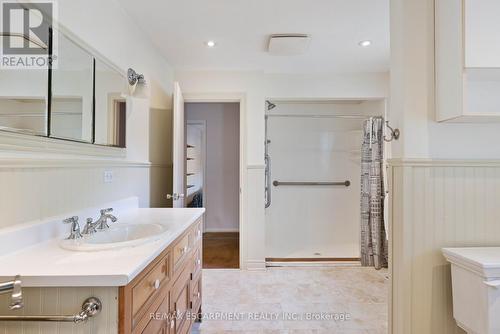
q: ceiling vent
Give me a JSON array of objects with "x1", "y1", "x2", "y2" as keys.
[{"x1": 267, "y1": 34, "x2": 311, "y2": 56}]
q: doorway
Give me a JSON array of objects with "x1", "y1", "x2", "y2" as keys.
[{"x1": 185, "y1": 102, "x2": 240, "y2": 269}]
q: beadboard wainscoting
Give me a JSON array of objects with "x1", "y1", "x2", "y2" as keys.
[
  {"x1": 389, "y1": 159, "x2": 500, "y2": 334},
  {"x1": 0, "y1": 287, "x2": 118, "y2": 334},
  {"x1": 0, "y1": 159, "x2": 151, "y2": 229}
]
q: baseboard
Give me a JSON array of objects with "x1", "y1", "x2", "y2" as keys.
[
  {"x1": 203, "y1": 228, "x2": 239, "y2": 233},
  {"x1": 266, "y1": 261, "x2": 361, "y2": 268},
  {"x1": 245, "y1": 260, "x2": 266, "y2": 271},
  {"x1": 265, "y1": 257, "x2": 361, "y2": 268},
  {"x1": 266, "y1": 257, "x2": 360, "y2": 262}
]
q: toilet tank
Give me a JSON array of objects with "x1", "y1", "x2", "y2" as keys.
[{"x1": 443, "y1": 248, "x2": 500, "y2": 334}]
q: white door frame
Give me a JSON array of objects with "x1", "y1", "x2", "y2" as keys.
[{"x1": 183, "y1": 93, "x2": 247, "y2": 270}]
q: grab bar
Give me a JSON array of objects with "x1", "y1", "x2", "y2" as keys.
[
  {"x1": 273, "y1": 180, "x2": 351, "y2": 187},
  {"x1": 265, "y1": 154, "x2": 272, "y2": 208},
  {"x1": 0, "y1": 297, "x2": 102, "y2": 323}
]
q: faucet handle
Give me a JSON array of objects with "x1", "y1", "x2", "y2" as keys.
[
  {"x1": 100, "y1": 208, "x2": 113, "y2": 215},
  {"x1": 63, "y1": 216, "x2": 82, "y2": 240},
  {"x1": 82, "y1": 218, "x2": 96, "y2": 235},
  {"x1": 63, "y1": 216, "x2": 79, "y2": 224}
]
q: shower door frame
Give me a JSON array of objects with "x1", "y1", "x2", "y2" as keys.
[{"x1": 263, "y1": 97, "x2": 389, "y2": 264}]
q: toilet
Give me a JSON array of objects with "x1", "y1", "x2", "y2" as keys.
[{"x1": 443, "y1": 247, "x2": 500, "y2": 334}]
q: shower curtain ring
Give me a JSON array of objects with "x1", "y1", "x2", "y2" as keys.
[{"x1": 383, "y1": 121, "x2": 400, "y2": 142}]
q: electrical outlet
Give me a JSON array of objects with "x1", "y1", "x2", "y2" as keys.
[{"x1": 103, "y1": 170, "x2": 113, "y2": 183}]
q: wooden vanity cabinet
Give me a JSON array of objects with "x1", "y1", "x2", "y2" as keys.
[{"x1": 119, "y1": 218, "x2": 203, "y2": 334}]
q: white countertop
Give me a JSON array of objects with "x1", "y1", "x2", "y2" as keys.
[{"x1": 0, "y1": 208, "x2": 205, "y2": 287}]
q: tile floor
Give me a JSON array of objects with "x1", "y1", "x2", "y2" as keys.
[{"x1": 192, "y1": 266, "x2": 388, "y2": 334}]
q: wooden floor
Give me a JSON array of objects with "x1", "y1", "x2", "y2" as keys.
[{"x1": 202, "y1": 232, "x2": 239, "y2": 269}]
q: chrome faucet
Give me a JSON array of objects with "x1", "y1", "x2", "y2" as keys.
[
  {"x1": 0, "y1": 275, "x2": 23, "y2": 310},
  {"x1": 82, "y1": 218, "x2": 97, "y2": 235},
  {"x1": 95, "y1": 208, "x2": 117, "y2": 231},
  {"x1": 63, "y1": 216, "x2": 83, "y2": 240}
]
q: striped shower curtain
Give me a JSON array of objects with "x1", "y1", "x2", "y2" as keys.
[{"x1": 360, "y1": 117, "x2": 388, "y2": 269}]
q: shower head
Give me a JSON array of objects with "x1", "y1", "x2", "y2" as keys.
[{"x1": 266, "y1": 100, "x2": 276, "y2": 111}]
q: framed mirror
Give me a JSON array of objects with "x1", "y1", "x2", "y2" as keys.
[
  {"x1": 50, "y1": 33, "x2": 94, "y2": 143},
  {"x1": 0, "y1": 28, "x2": 128, "y2": 149},
  {"x1": 94, "y1": 59, "x2": 128, "y2": 148},
  {"x1": 0, "y1": 35, "x2": 49, "y2": 136}
]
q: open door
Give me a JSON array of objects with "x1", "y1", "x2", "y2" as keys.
[{"x1": 168, "y1": 82, "x2": 186, "y2": 207}]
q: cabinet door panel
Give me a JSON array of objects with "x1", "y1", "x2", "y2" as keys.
[
  {"x1": 141, "y1": 292, "x2": 170, "y2": 334},
  {"x1": 171, "y1": 266, "x2": 192, "y2": 333},
  {"x1": 465, "y1": 0, "x2": 500, "y2": 67}
]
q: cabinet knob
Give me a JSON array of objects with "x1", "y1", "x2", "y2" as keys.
[
  {"x1": 153, "y1": 279, "x2": 160, "y2": 290},
  {"x1": 170, "y1": 319, "x2": 175, "y2": 329},
  {"x1": 181, "y1": 246, "x2": 188, "y2": 254},
  {"x1": 196, "y1": 259, "x2": 201, "y2": 266},
  {"x1": 197, "y1": 292, "x2": 201, "y2": 299},
  {"x1": 197, "y1": 230, "x2": 201, "y2": 237}
]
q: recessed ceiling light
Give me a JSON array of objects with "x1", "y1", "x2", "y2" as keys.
[
  {"x1": 206, "y1": 40, "x2": 216, "y2": 48},
  {"x1": 358, "y1": 40, "x2": 372, "y2": 47}
]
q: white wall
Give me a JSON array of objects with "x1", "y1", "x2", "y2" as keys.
[
  {"x1": 389, "y1": 0, "x2": 500, "y2": 333},
  {"x1": 186, "y1": 103, "x2": 240, "y2": 232},
  {"x1": 0, "y1": 0, "x2": 174, "y2": 229},
  {"x1": 176, "y1": 70, "x2": 389, "y2": 268},
  {"x1": 389, "y1": 0, "x2": 500, "y2": 160}
]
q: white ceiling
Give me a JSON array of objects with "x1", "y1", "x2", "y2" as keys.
[{"x1": 117, "y1": 0, "x2": 390, "y2": 74}]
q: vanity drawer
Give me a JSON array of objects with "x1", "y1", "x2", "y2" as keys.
[
  {"x1": 173, "y1": 233, "x2": 190, "y2": 271},
  {"x1": 132, "y1": 252, "x2": 171, "y2": 322},
  {"x1": 189, "y1": 219, "x2": 203, "y2": 248}
]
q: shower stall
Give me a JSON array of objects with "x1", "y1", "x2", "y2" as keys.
[{"x1": 264, "y1": 100, "x2": 386, "y2": 263}]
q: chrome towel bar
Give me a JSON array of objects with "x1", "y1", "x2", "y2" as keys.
[
  {"x1": 0, "y1": 297, "x2": 102, "y2": 323},
  {"x1": 273, "y1": 180, "x2": 351, "y2": 187},
  {"x1": 0, "y1": 275, "x2": 23, "y2": 310}
]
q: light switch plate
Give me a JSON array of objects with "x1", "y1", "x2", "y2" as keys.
[{"x1": 103, "y1": 170, "x2": 113, "y2": 183}]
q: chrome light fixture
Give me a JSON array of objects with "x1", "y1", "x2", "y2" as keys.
[{"x1": 127, "y1": 68, "x2": 146, "y2": 86}]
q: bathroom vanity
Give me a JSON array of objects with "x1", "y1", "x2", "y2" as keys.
[
  {"x1": 0, "y1": 198, "x2": 204, "y2": 334},
  {"x1": 119, "y1": 215, "x2": 203, "y2": 334}
]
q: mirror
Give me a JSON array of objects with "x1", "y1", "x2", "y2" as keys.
[
  {"x1": 94, "y1": 59, "x2": 127, "y2": 147},
  {"x1": 0, "y1": 29, "x2": 128, "y2": 148},
  {"x1": 0, "y1": 35, "x2": 49, "y2": 136},
  {"x1": 50, "y1": 33, "x2": 94, "y2": 142}
]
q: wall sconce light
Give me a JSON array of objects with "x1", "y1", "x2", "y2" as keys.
[
  {"x1": 127, "y1": 68, "x2": 146, "y2": 95},
  {"x1": 127, "y1": 68, "x2": 145, "y2": 86}
]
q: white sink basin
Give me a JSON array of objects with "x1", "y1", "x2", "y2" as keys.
[{"x1": 60, "y1": 223, "x2": 169, "y2": 251}]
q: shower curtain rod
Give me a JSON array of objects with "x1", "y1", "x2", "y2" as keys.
[{"x1": 265, "y1": 114, "x2": 382, "y2": 119}]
